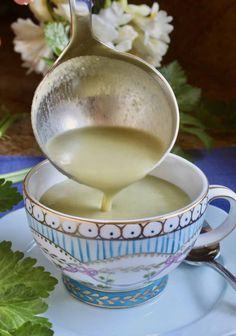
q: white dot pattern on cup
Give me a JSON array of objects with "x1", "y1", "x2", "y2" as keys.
[
  {"x1": 100, "y1": 225, "x2": 121, "y2": 239},
  {"x1": 192, "y1": 204, "x2": 202, "y2": 221},
  {"x1": 163, "y1": 217, "x2": 179, "y2": 233},
  {"x1": 79, "y1": 223, "x2": 98, "y2": 238},
  {"x1": 25, "y1": 198, "x2": 33, "y2": 214},
  {"x1": 62, "y1": 221, "x2": 77, "y2": 233},
  {"x1": 33, "y1": 205, "x2": 44, "y2": 222},
  {"x1": 201, "y1": 197, "x2": 208, "y2": 214},
  {"x1": 123, "y1": 224, "x2": 142, "y2": 239},
  {"x1": 143, "y1": 222, "x2": 162, "y2": 237},
  {"x1": 45, "y1": 213, "x2": 60, "y2": 228},
  {"x1": 27, "y1": 196, "x2": 209, "y2": 239},
  {"x1": 180, "y1": 211, "x2": 192, "y2": 227}
]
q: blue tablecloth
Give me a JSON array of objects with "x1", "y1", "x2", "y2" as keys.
[{"x1": 0, "y1": 148, "x2": 235, "y2": 216}]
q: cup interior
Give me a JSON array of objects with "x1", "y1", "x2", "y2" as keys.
[{"x1": 24, "y1": 154, "x2": 208, "y2": 222}]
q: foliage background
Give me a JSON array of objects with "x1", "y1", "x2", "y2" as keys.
[{"x1": 0, "y1": 0, "x2": 236, "y2": 155}]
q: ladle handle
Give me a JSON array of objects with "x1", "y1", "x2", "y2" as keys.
[
  {"x1": 193, "y1": 185, "x2": 236, "y2": 248},
  {"x1": 69, "y1": 0, "x2": 93, "y2": 41},
  {"x1": 206, "y1": 258, "x2": 236, "y2": 291},
  {"x1": 70, "y1": 0, "x2": 92, "y2": 16},
  {"x1": 53, "y1": 0, "x2": 93, "y2": 66}
]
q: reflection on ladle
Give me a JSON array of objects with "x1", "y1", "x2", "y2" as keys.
[{"x1": 31, "y1": 0, "x2": 179, "y2": 211}]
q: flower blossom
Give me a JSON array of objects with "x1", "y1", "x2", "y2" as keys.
[
  {"x1": 92, "y1": 2, "x2": 137, "y2": 52},
  {"x1": 127, "y1": 2, "x2": 173, "y2": 67},
  {"x1": 55, "y1": 1, "x2": 138, "y2": 53},
  {"x1": 14, "y1": 0, "x2": 31, "y2": 4},
  {"x1": 11, "y1": 19, "x2": 52, "y2": 74},
  {"x1": 11, "y1": 0, "x2": 173, "y2": 74}
]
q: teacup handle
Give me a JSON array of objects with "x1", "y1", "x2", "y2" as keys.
[{"x1": 193, "y1": 185, "x2": 236, "y2": 248}]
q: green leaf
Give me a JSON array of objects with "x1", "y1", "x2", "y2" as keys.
[
  {"x1": 198, "y1": 98, "x2": 236, "y2": 131},
  {"x1": 181, "y1": 126, "x2": 213, "y2": 150},
  {"x1": 0, "y1": 241, "x2": 57, "y2": 333},
  {"x1": 160, "y1": 61, "x2": 201, "y2": 112},
  {"x1": 0, "y1": 112, "x2": 22, "y2": 139},
  {"x1": 160, "y1": 61, "x2": 187, "y2": 90},
  {"x1": 176, "y1": 84, "x2": 201, "y2": 112},
  {"x1": 104, "y1": 0, "x2": 111, "y2": 8},
  {"x1": 0, "y1": 322, "x2": 53, "y2": 336},
  {"x1": 11, "y1": 322, "x2": 54, "y2": 336},
  {"x1": 44, "y1": 22, "x2": 70, "y2": 56},
  {"x1": 0, "y1": 241, "x2": 57, "y2": 298},
  {"x1": 180, "y1": 113, "x2": 205, "y2": 129},
  {"x1": 172, "y1": 146, "x2": 193, "y2": 161},
  {"x1": 41, "y1": 57, "x2": 54, "y2": 66},
  {"x1": 0, "y1": 329, "x2": 11, "y2": 336},
  {"x1": 0, "y1": 285, "x2": 49, "y2": 331},
  {"x1": 0, "y1": 168, "x2": 31, "y2": 184},
  {"x1": 0, "y1": 179, "x2": 22, "y2": 212},
  {"x1": 160, "y1": 61, "x2": 211, "y2": 150}
]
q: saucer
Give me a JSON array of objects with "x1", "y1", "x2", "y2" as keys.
[{"x1": 1, "y1": 205, "x2": 236, "y2": 336}]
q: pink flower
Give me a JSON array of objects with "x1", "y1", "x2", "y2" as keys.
[{"x1": 14, "y1": 0, "x2": 32, "y2": 5}]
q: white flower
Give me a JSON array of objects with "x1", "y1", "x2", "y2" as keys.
[
  {"x1": 11, "y1": 19, "x2": 52, "y2": 74},
  {"x1": 54, "y1": 1, "x2": 137, "y2": 52},
  {"x1": 113, "y1": 25, "x2": 138, "y2": 52},
  {"x1": 11, "y1": 0, "x2": 173, "y2": 74},
  {"x1": 98, "y1": 1, "x2": 132, "y2": 27},
  {"x1": 54, "y1": 2, "x2": 71, "y2": 21},
  {"x1": 92, "y1": 2, "x2": 137, "y2": 52},
  {"x1": 29, "y1": 0, "x2": 52, "y2": 22},
  {"x1": 92, "y1": 15, "x2": 117, "y2": 44},
  {"x1": 126, "y1": 4, "x2": 151, "y2": 16},
  {"x1": 132, "y1": 33, "x2": 169, "y2": 67},
  {"x1": 127, "y1": 2, "x2": 173, "y2": 67}
]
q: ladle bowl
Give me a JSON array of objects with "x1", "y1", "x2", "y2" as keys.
[{"x1": 31, "y1": 0, "x2": 179, "y2": 177}]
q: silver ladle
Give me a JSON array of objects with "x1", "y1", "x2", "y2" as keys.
[
  {"x1": 185, "y1": 226, "x2": 236, "y2": 291},
  {"x1": 31, "y1": 0, "x2": 179, "y2": 181}
]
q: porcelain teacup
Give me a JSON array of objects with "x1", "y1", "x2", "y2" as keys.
[{"x1": 23, "y1": 154, "x2": 236, "y2": 308}]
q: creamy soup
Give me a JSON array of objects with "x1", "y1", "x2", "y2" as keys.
[
  {"x1": 46, "y1": 126, "x2": 165, "y2": 211},
  {"x1": 40, "y1": 175, "x2": 190, "y2": 220}
]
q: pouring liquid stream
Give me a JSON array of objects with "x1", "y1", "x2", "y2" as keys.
[{"x1": 46, "y1": 126, "x2": 165, "y2": 212}]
